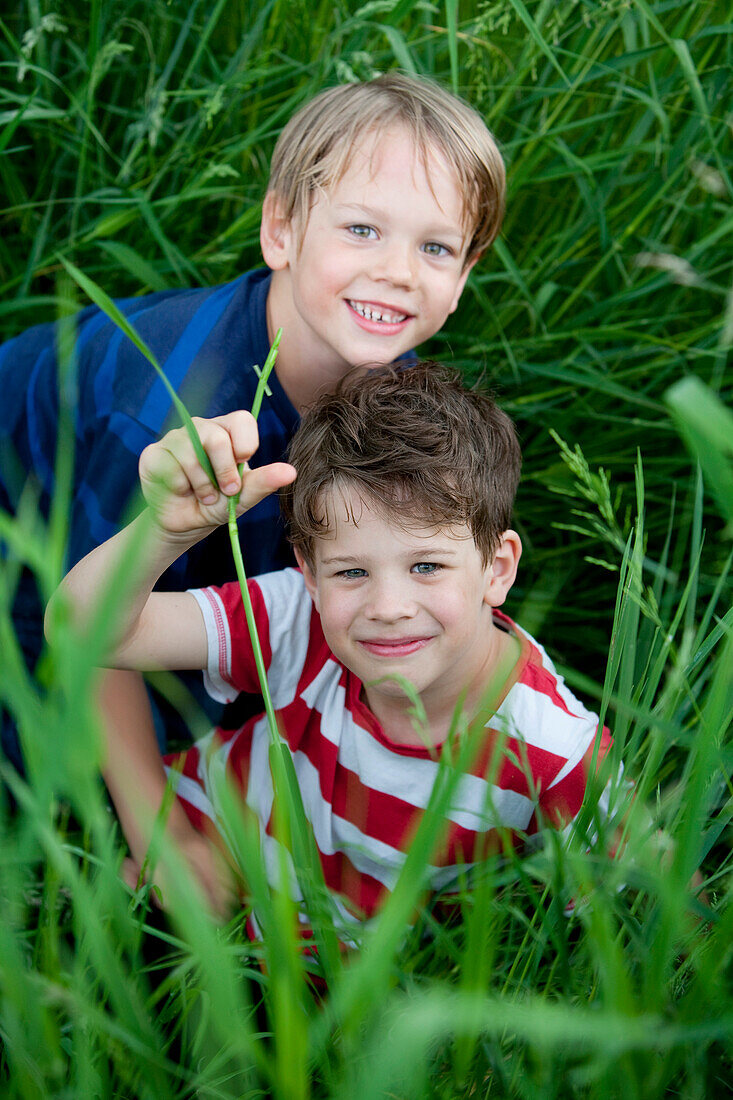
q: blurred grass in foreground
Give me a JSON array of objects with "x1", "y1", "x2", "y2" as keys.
[{"x1": 0, "y1": 0, "x2": 731, "y2": 1095}]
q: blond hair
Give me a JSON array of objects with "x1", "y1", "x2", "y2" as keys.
[
  {"x1": 267, "y1": 73, "x2": 505, "y2": 263},
  {"x1": 280, "y1": 362, "x2": 521, "y2": 569}
]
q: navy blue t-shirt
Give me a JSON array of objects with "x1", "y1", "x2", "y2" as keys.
[{"x1": 0, "y1": 268, "x2": 300, "y2": 764}]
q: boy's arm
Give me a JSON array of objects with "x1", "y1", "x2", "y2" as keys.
[
  {"x1": 45, "y1": 411, "x2": 296, "y2": 915},
  {"x1": 50, "y1": 508, "x2": 208, "y2": 668},
  {"x1": 98, "y1": 668, "x2": 237, "y2": 917},
  {"x1": 45, "y1": 411, "x2": 296, "y2": 669}
]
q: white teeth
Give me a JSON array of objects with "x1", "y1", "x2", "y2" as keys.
[{"x1": 349, "y1": 301, "x2": 407, "y2": 324}]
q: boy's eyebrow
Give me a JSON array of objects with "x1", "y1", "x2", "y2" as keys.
[
  {"x1": 333, "y1": 202, "x2": 465, "y2": 239},
  {"x1": 319, "y1": 546, "x2": 462, "y2": 567}
]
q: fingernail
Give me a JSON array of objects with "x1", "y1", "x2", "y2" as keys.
[
  {"x1": 201, "y1": 492, "x2": 218, "y2": 504},
  {"x1": 222, "y1": 481, "x2": 240, "y2": 495}
]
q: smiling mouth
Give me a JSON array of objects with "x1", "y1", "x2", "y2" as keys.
[
  {"x1": 347, "y1": 300, "x2": 410, "y2": 324},
  {"x1": 359, "y1": 637, "x2": 433, "y2": 657}
]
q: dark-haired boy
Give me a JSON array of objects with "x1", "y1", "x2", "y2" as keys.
[{"x1": 49, "y1": 363, "x2": 621, "y2": 930}]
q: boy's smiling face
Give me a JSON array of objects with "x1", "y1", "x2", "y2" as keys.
[
  {"x1": 262, "y1": 125, "x2": 478, "y2": 410},
  {"x1": 296, "y1": 483, "x2": 521, "y2": 741}
]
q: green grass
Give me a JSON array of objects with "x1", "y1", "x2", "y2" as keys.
[{"x1": 0, "y1": 1, "x2": 731, "y2": 1096}]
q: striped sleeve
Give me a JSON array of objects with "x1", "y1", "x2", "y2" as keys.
[
  {"x1": 493, "y1": 635, "x2": 619, "y2": 835},
  {"x1": 189, "y1": 567, "x2": 315, "y2": 706}
]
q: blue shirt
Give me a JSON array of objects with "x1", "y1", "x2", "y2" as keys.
[
  {"x1": 1, "y1": 267, "x2": 299, "y2": 579},
  {"x1": 1, "y1": 268, "x2": 299, "y2": 759}
]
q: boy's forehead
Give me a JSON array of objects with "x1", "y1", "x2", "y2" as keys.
[
  {"x1": 346, "y1": 124, "x2": 427, "y2": 172},
  {"x1": 310, "y1": 482, "x2": 369, "y2": 537},
  {"x1": 323, "y1": 124, "x2": 470, "y2": 228},
  {"x1": 311, "y1": 482, "x2": 472, "y2": 554}
]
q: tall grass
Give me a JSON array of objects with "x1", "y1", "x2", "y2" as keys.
[{"x1": 0, "y1": 1, "x2": 731, "y2": 1096}]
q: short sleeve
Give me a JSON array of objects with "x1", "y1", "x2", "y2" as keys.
[
  {"x1": 536, "y1": 722, "x2": 617, "y2": 831},
  {"x1": 188, "y1": 567, "x2": 316, "y2": 706},
  {"x1": 492, "y1": 620, "x2": 630, "y2": 843}
]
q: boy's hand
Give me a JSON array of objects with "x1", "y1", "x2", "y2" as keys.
[
  {"x1": 139, "y1": 411, "x2": 296, "y2": 536},
  {"x1": 122, "y1": 830, "x2": 239, "y2": 920}
]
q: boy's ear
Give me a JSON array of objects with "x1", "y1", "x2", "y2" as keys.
[
  {"x1": 260, "y1": 192, "x2": 294, "y2": 271},
  {"x1": 294, "y1": 547, "x2": 320, "y2": 610},
  {"x1": 483, "y1": 530, "x2": 522, "y2": 608},
  {"x1": 448, "y1": 253, "x2": 480, "y2": 315}
]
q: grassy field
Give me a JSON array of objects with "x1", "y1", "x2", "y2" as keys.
[{"x1": 0, "y1": 0, "x2": 731, "y2": 1096}]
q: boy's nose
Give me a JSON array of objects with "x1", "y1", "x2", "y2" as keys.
[
  {"x1": 372, "y1": 239, "x2": 416, "y2": 290},
  {"x1": 364, "y1": 577, "x2": 417, "y2": 621}
]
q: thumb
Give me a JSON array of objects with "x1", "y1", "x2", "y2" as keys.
[{"x1": 236, "y1": 462, "x2": 296, "y2": 513}]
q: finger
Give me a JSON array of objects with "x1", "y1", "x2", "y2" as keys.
[
  {"x1": 197, "y1": 413, "x2": 259, "y2": 500},
  {"x1": 121, "y1": 856, "x2": 142, "y2": 892},
  {"x1": 236, "y1": 462, "x2": 297, "y2": 513},
  {"x1": 141, "y1": 415, "x2": 259, "y2": 502},
  {"x1": 210, "y1": 411, "x2": 260, "y2": 470},
  {"x1": 151, "y1": 424, "x2": 232, "y2": 507},
  {"x1": 140, "y1": 425, "x2": 223, "y2": 511},
  {"x1": 120, "y1": 857, "x2": 164, "y2": 909},
  {"x1": 178, "y1": 414, "x2": 259, "y2": 504},
  {"x1": 139, "y1": 437, "x2": 194, "y2": 498}
]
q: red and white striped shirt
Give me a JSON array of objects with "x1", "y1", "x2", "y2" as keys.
[{"x1": 166, "y1": 568, "x2": 617, "y2": 938}]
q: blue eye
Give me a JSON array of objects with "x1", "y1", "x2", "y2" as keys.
[
  {"x1": 349, "y1": 225, "x2": 377, "y2": 239},
  {"x1": 340, "y1": 567, "x2": 367, "y2": 579},
  {"x1": 412, "y1": 562, "x2": 439, "y2": 575},
  {"x1": 422, "y1": 242, "x2": 450, "y2": 257}
]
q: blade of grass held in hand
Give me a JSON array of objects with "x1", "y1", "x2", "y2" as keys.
[
  {"x1": 226, "y1": 327, "x2": 281, "y2": 741},
  {"x1": 57, "y1": 259, "x2": 283, "y2": 753},
  {"x1": 226, "y1": 330, "x2": 342, "y2": 981}
]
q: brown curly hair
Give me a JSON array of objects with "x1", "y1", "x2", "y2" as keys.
[{"x1": 280, "y1": 361, "x2": 521, "y2": 568}]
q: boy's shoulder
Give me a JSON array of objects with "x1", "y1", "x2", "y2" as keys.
[
  {"x1": 1, "y1": 266, "x2": 273, "y2": 387},
  {"x1": 8, "y1": 267, "x2": 283, "y2": 437},
  {"x1": 0, "y1": 267, "x2": 294, "y2": 528},
  {"x1": 84, "y1": 266, "x2": 277, "y2": 428},
  {"x1": 492, "y1": 612, "x2": 606, "y2": 758},
  {"x1": 195, "y1": 567, "x2": 322, "y2": 706},
  {"x1": 79, "y1": 266, "x2": 272, "y2": 369}
]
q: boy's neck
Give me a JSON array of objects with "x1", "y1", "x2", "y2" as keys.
[
  {"x1": 267, "y1": 270, "x2": 383, "y2": 413},
  {"x1": 363, "y1": 627, "x2": 521, "y2": 750},
  {"x1": 265, "y1": 272, "x2": 334, "y2": 412},
  {"x1": 273, "y1": 351, "x2": 344, "y2": 414}
]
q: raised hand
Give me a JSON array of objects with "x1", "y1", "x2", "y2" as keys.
[{"x1": 139, "y1": 411, "x2": 296, "y2": 536}]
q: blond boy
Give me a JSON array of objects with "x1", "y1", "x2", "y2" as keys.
[{"x1": 3, "y1": 74, "x2": 504, "y2": 806}]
